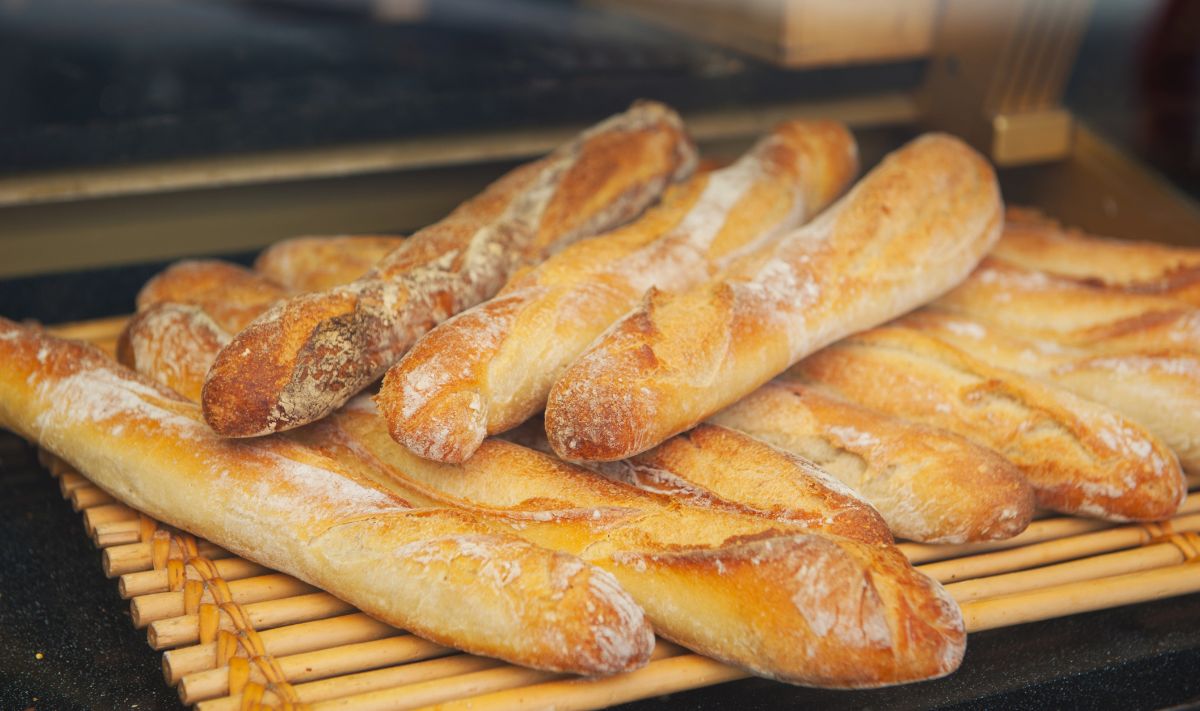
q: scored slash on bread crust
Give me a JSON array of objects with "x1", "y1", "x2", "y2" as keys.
[
  {"x1": 788, "y1": 327, "x2": 1187, "y2": 522},
  {"x1": 545, "y1": 132, "x2": 1003, "y2": 462},
  {"x1": 202, "y1": 101, "x2": 699, "y2": 438},
  {"x1": 898, "y1": 309, "x2": 1200, "y2": 473},
  {"x1": 0, "y1": 318, "x2": 655, "y2": 675},
  {"x1": 710, "y1": 381, "x2": 1036, "y2": 544},
  {"x1": 376, "y1": 120, "x2": 858, "y2": 464}
]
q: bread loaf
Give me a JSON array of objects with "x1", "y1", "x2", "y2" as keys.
[
  {"x1": 136, "y1": 260, "x2": 289, "y2": 333},
  {"x1": 787, "y1": 327, "x2": 1186, "y2": 521},
  {"x1": 546, "y1": 133, "x2": 1002, "y2": 461},
  {"x1": 118, "y1": 298, "x2": 963, "y2": 687},
  {"x1": 379, "y1": 121, "x2": 858, "y2": 463},
  {"x1": 993, "y1": 208, "x2": 1200, "y2": 305},
  {"x1": 117, "y1": 303, "x2": 231, "y2": 402},
  {"x1": 934, "y1": 258, "x2": 1200, "y2": 352},
  {"x1": 0, "y1": 318, "x2": 655, "y2": 675},
  {"x1": 203, "y1": 102, "x2": 698, "y2": 437},
  {"x1": 897, "y1": 310, "x2": 1200, "y2": 472},
  {"x1": 708, "y1": 381, "x2": 1035, "y2": 543},
  {"x1": 303, "y1": 400, "x2": 964, "y2": 687},
  {"x1": 254, "y1": 235, "x2": 407, "y2": 293}
]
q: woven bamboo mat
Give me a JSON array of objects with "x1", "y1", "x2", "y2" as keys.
[{"x1": 34, "y1": 317, "x2": 1200, "y2": 710}]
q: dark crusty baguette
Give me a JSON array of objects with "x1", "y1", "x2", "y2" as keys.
[
  {"x1": 709, "y1": 381, "x2": 1035, "y2": 543},
  {"x1": 545, "y1": 132, "x2": 1002, "y2": 462},
  {"x1": 379, "y1": 120, "x2": 857, "y2": 463},
  {"x1": 0, "y1": 318, "x2": 655, "y2": 675},
  {"x1": 202, "y1": 101, "x2": 698, "y2": 437},
  {"x1": 787, "y1": 327, "x2": 1187, "y2": 522}
]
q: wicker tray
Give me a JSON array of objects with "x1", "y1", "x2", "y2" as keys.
[{"x1": 32, "y1": 317, "x2": 1200, "y2": 710}]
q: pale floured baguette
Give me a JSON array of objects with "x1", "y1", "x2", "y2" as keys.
[
  {"x1": 787, "y1": 327, "x2": 1186, "y2": 521},
  {"x1": 0, "y1": 318, "x2": 654, "y2": 675},
  {"x1": 379, "y1": 121, "x2": 858, "y2": 463},
  {"x1": 136, "y1": 259, "x2": 290, "y2": 333},
  {"x1": 546, "y1": 132, "x2": 1002, "y2": 462},
  {"x1": 119, "y1": 302, "x2": 962, "y2": 687},
  {"x1": 933, "y1": 258, "x2": 1200, "y2": 351},
  {"x1": 993, "y1": 208, "x2": 1200, "y2": 305},
  {"x1": 708, "y1": 381, "x2": 1035, "y2": 543},
  {"x1": 254, "y1": 235, "x2": 408, "y2": 293},
  {"x1": 203, "y1": 102, "x2": 697, "y2": 437},
  {"x1": 897, "y1": 310, "x2": 1200, "y2": 472},
  {"x1": 302, "y1": 401, "x2": 964, "y2": 688},
  {"x1": 117, "y1": 303, "x2": 231, "y2": 402}
]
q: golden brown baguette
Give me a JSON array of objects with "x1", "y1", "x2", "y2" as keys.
[
  {"x1": 708, "y1": 381, "x2": 1035, "y2": 543},
  {"x1": 897, "y1": 310, "x2": 1200, "y2": 472},
  {"x1": 118, "y1": 302, "x2": 962, "y2": 687},
  {"x1": 136, "y1": 260, "x2": 290, "y2": 333},
  {"x1": 933, "y1": 258, "x2": 1200, "y2": 352},
  {"x1": 203, "y1": 102, "x2": 697, "y2": 438},
  {"x1": 379, "y1": 121, "x2": 858, "y2": 463},
  {"x1": 302, "y1": 400, "x2": 964, "y2": 687},
  {"x1": 545, "y1": 132, "x2": 1003, "y2": 462},
  {"x1": 993, "y1": 208, "x2": 1200, "y2": 305},
  {"x1": 0, "y1": 318, "x2": 655, "y2": 675},
  {"x1": 254, "y1": 235, "x2": 407, "y2": 292},
  {"x1": 787, "y1": 327, "x2": 1186, "y2": 521}
]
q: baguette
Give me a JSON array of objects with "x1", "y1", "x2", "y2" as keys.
[
  {"x1": 117, "y1": 303, "x2": 231, "y2": 402},
  {"x1": 934, "y1": 258, "x2": 1200, "y2": 351},
  {"x1": 546, "y1": 132, "x2": 1002, "y2": 461},
  {"x1": 787, "y1": 327, "x2": 1186, "y2": 521},
  {"x1": 897, "y1": 310, "x2": 1200, "y2": 472},
  {"x1": 136, "y1": 260, "x2": 290, "y2": 333},
  {"x1": 993, "y1": 208, "x2": 1200, "y2": 305},
  {"x1": 203, "y1": 102, "x2": 697, "y2": 437},
  {"x1": 380, "y1": 121, "x2": 858, "y2": 463},
  {"x1": 303, "y1": 401, "x2": 964, "y2": 687},
  {"x1": 0, "y1": 318, "x2": 654, "y2": 675},
  {"x1": 119, "y1": 299, "x2": 962, "y2": 687},
  {"x1": 254, "y1": 235, "x2": 407, "y2": 293},
  {"x1": 708, "y1": 381, "x2": 1035, "y2": 543}
]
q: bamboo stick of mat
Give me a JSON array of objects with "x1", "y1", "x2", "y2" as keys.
[
  {"x1": 918, "y1": 512, "x2": 1200, "y2": 583},
  {"x1": 120, "y1": 558, "x2": 272, "y2": 599},
  {"x1": 180, "y1": 634, "x2": 454, "y2": 704},
  {"x1": 45, "y1": 314, "x2": 130, "y2": 342},
  {"x1": 131, "y1": 573, "x2": 318, "y2": 628},
  {"x1": 945, "y1": 534, "x2": 1200, "y2": 603},
  {"x1": 103, "y1": 538, "x2": 230, "y2": 577},
  {"x1": 163, "y1": 613, "x2": 399, "y2": 684},
  {"x1": 147, "y1": 591, "x2": 356, "y2": 649}
]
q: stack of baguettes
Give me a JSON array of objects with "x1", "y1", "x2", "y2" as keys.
[{"x1": 2, "y1": 99, "x2": 1196, "y2": 694}]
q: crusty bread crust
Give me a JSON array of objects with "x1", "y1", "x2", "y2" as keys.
[
  {"x1": 254, "y1": 235, "x2": 407, "y2": 293},
  {"x1": 898, "y1": 310, "x2": 1200, "y2": 473},
  {"x1": 379, "y1": 121, "x2": 858, "y2": 463},
  {"x1": 546, "y1": 133, "x2": 1002, "y2": 461},
  {"x1": 303, "y1": 401, "x2": 964, "y2": 687},
  {"x1": 994, "y1": 208, "x2": 1200, "y2": 305},
  {"x1": 202, "y1": 102, "x2": 698, "y2": 437},
  {"x1": 117, "y1": 298, "x2": 963, "y2": 687},
  {"x1": 136, "y1": 260, "x2": 289, "y2": 333},
  {"x1": 117, "y1": 303, "x2": 231, "y2": 403},
  {"x1": 710, "y1": 382, "x2": 1035, "y2": 543},
  {"x1": 0, "y1": 318, "x2": 654, "y2": 675},
  {"x1": 788, "y1": 327, "x2": 1186, "y2": 521}
]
